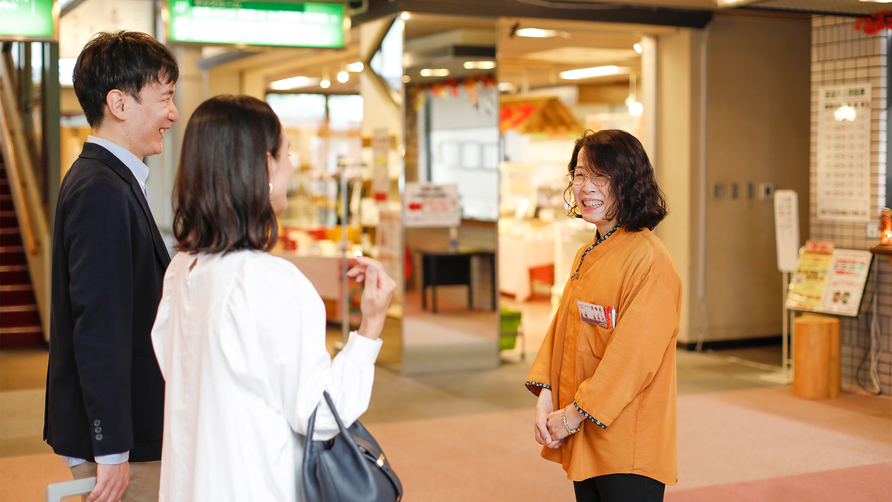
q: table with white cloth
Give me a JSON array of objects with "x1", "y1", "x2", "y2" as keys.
[{"x1": 498, "y1": 232, "x2": 555, "y2": 302}]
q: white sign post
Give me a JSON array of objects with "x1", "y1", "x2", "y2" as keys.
[{"x1": 770, "y1": 190, "x2": 800, "y2": 383}]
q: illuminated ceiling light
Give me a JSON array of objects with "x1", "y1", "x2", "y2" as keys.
[
  {"x1": 320, "y1": 79, "x2": 331, "y2": 89},
  {"x1": 834, "y1": 105, "x2": 856, "y2": 121},
  {"x1": 516, "y1": 28, "x2": 559, "y2": 38},
  {"x1": 464, "y1": 61, "x2": 496, "y2": 70},
  {"x1": 633, "y1": 43, "x2": 643, "y2": 54},
  {"x1": 559, "y1": 65, "x2": 619, "y2": 80},
  {"x1": 400, "y1": 11, "x2": 411, "y2": 20},
  {"x1": 337, "y1": 71, "x2": 349, "y2": 83},
  {"x1": 270, "y1": 76, "x2": 310, "y2": 90},
  {"x1": 497, "y1": 82, "x2": 514, "y2": 92},
  {"x1": 420, "y1": 68, "x2": 449, "y2": 77},
  {"x1": 403, "y1": 75, "x2": 412, "y2": 83},
  {"x1": 346, "y1": 62, "x2": 364, "y2": 72}
]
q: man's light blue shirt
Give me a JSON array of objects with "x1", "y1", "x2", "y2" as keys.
[{"x1": 87, "y1": 135, "x2": 150, "y2": 202}]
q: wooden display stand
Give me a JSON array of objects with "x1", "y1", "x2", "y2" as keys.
[{"x1": 792, "y1": 314, "x2": 841, "y2": 399}]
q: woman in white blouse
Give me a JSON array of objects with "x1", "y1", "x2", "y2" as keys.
[{"x1": 151, "y1": 95, "x2": 395, "y2": 502}]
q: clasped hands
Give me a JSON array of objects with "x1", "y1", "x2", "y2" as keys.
[{"x1": 534, "y1": 388, "x2": 584, "y2": 449}]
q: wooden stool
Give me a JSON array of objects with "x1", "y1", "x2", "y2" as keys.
[{"x1": 792, "y1": 314, "x2": 841, "y2": 399}]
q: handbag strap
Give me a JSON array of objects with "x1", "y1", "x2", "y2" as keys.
[{"x1": 306, "y1": 391, "x2": 350, "y2": 439}]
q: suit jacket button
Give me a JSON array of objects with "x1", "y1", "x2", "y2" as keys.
[
  {"x1": 95, "y1": 434, "x2": 103, "y2": 440},
  {"x1": 94, "y1": 427, "x2": 102, "y2": 433},
  {"x1": 93, "y1": 420, "x2": 101, "y2": 427}
]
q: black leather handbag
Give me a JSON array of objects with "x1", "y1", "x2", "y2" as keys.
[{"x1": 302, "y1": 391, "x2": 402, "y2": 502}]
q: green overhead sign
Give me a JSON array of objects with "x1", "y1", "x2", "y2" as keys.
[
  {"x1": 167, "y1": 0, "x2": 345, "y2": 48},
  {"x1": 0, "y1": 0, "x2": 57, "y2": 41}
]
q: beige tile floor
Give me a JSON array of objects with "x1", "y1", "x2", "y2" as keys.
[{"x1": 3, "y1": 295, "x2": 888, "y2": 502}]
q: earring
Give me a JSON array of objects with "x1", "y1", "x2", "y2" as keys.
[{"x1": 269, "y1": 183, "x2": 273, "y2": 195}]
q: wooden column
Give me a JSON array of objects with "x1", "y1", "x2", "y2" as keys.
[{"x1": 792, "y1": 314, "x2": 841, "y2": 399}]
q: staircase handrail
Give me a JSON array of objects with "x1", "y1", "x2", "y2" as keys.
[
  {"x1": 0, "y1": 53, "x2": 47, "y2": 255},
  {"x1": 0, "y1": 47, "x2": 52, "y2": 340}
]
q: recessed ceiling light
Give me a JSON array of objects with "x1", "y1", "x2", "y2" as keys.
[
  {"x1": 346, "y1": 62, "x2": 364, "y2": 72},
  {"x1": 464, "y1": 61, "x2": 496, "y2": 70},
  {"x1": 337, "y1": 71, "x2": 349, "y2": 83},
  {"x1": 516, "y1": 28, "x2": 559, "y2": 38},
  {"x1": 633, "y1": 43, "x2": 643, "y2": 54},
  {"x1": 270, "y1": 76, "x2": 310, "y2": 90},
  {"x1": 320, "y1": 79, "x2": 331, "y2": 89},
  {"x1": 497, "y1": 82, "x2": 514, "y2": 92},
  {"x1": 400, "y1": 12, "x2": 411, "y2": 20},
  {"x1": 559, "y1": 65, "x2": 620, "y2": 80},
  {"x1": 420, "y1": 69, "x2": 450, "y2": 77}
]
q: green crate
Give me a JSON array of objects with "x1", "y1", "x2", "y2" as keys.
[
  {"x1": 500, "y1": 333, "x2": 517, "y2": 351},
  {"x1": 500, "y1": 308, "x2": 521, "y2": 351}
]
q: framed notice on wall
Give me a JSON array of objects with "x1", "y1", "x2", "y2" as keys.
[
  {"x1": 785, "y1": 241, "x2": 873, "y2": 317},
  {"x1": 403, "y1": 183, "x2": 460, "y2": 228},
  {"x1": 816, "y1": 83, "x2": 872, "y2": 222}
]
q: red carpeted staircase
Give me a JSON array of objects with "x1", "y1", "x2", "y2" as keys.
[{"x1": 0, "y1": 156, "x2": 43, "y2": 347}]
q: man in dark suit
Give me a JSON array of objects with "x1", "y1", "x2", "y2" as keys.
[{"x1": 44, "y1": 31, "x2": 179, "y2": 502}]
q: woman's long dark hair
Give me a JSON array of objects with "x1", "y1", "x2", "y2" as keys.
[
  {"x1": 173, "y1": 95, "x2": 282, "y2": 253},
  {"x1": 565, "y1": 129, "x2": 668, "y2": 231}
]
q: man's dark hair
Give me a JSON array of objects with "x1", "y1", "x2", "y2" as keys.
[
  {"x1": 565, "y1": 129, "x2": 668, "y2": 231},
  {"x1": 173, "y1": 95, "x2": 283, "y2": 254},
  {"x1": 73, "y1": 31, "x2": 179, "y2": 128}
]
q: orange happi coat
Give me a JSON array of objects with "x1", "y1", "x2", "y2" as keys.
[{"x1": 526, "y1": 228, "x2": 682, "y2": 484}]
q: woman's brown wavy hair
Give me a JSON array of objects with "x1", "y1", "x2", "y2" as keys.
[{"x1": 564, "y1": 129, "x2": 668, "y2": 231}]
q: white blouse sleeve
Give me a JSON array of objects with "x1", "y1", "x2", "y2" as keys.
[
  {"x1": 233, "y1": 256, "x2": 382, "y2": 441},
  {"x1": 150, "y1": 252, "x2": 183, "y2": 378}
]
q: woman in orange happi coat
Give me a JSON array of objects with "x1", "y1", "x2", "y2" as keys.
[{"x1": 526, "y1": 129, "x2": 682, "y2": 502}]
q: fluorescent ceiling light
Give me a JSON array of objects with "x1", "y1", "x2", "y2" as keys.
[
  {"x1": 420, "y1": 68, "x2": 449, "y2": 77},
  {"x1": 346, "y1": 62, "x2": 364, "y2": 72},
  {"x1": 270, "y1": 76, "x2": 311, "y2": 90},
  {"x1": 464, "y1": 61, "x2": 496, "y2": 70},
  {"x1": 559, "y1": 65, "x2": 619, "y2": 80},
  {"x1": 516, "y1": 28, "x2": 559, "y2": 38}
]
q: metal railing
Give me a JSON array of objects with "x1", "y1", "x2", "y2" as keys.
[{"x1": 0, "y1": 45, "x2": 52, "y2": 338}]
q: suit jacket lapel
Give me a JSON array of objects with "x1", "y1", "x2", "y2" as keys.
[{"x1": 79, "y1": 143, "x2": 172, "y2": 268}]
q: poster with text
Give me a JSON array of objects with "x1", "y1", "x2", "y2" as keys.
[
  {"x1": 819, "y1": 250, "x2": 873, "y2": 317},
  {"x1": 403, "y1": 183, "x2": 460, "y2": 228},
  {"x1": 816, "y1": 84, "x2": 872, "y2": 222},
  {"x1": 785, "y1": 248, "x2": 834, "y2": 312}
]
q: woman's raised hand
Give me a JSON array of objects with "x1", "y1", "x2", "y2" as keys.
[{"x1": 347, "y1": 256, "x2": 396, "y2": 340}]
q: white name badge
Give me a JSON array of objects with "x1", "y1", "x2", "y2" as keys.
[{"x1": 577, "y1": 301, "x2": 615, "y2": 329}]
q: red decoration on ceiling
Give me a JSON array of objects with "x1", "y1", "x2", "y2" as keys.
[{"x1": 854, "y1": 12, "x2": 892, "y2": 35}]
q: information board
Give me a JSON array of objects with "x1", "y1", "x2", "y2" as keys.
[
  {"x1": 404, "y1": 183, "x2": 460, "y2": 228},
  {"x1": 0, "y1": 0, "x2": 57, "y2": 41},
  {"x1": 816, "y1": 83, "x2": 872, "y2": 222},
  {"x1": 785, "y1": 241, "x2": 873, "y2": 317},
  {"x1": 167, "y1": 0, "x2": 344, "y2": 48}
]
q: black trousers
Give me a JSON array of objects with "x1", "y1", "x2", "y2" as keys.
[{"x1": 574, "y1": 473, "x2": 665, "y2": 502}]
